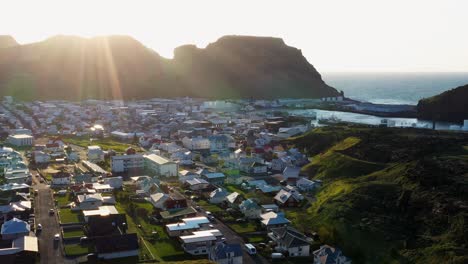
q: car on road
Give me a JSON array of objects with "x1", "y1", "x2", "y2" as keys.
[
  {"x1": 39, "y1": 179, "x2": 44, "y2": 183},
  {"x1": 34, "y1": 190, "x2": 38, "y2": 195},
  {"x1": 208, "y1": 224, "x2": 214, "y2": 228},
  {"x1": 195, "y1": 205, "x2": 201, "y2": 211},
  {"x1": 49, "y1": 209, "x2": 55, "y2": 215},
  {"x1": 244, "y1": 243, "x2": 257, "y2": 255},
  {"x1": 206, "y1": 211, "x2": 212, "y2": 216},
  {"x1": 54, "y1": 234, "x2": 60, "y2": 241}
]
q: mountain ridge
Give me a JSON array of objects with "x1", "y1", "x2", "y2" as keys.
[
  {"x1": 417, "y1": 84, "x2": 468, "y2": 123},
  {"x1": 0, "y1": 34, "x2": 339, "y2": 100}
]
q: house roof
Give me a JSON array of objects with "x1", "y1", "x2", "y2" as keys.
[
  {"x1": 1, "y1": 218, "x2": 30, "y2": 235},
  {"x1": 313, "y1": 245, "x2": 348, "y2": 264},
  {"x1": 185, "y1": 178, "x2": 209, "y2": 186},
  {"x1": 261, "y1": 212, "x2": 290, "y2": 226},
  {"x1": 240, "y1": 199, "x2": 261, "y2": 210},
  {"x1": 144, "y1": 154, "x2": 173, "y2": 165},
  {"x1": 226, "y1": 192, "x2": 241, "y2": 204},
  {"x1": 204, "y1": 172, "x2": 225, "y2": 179},
  {"x1": 213, "y1": 243, "x2": 243, "y2": 260},
  {"x1": 77, "y1": 193, "x2": 103, "y2": 203},
  {"x1": 95, "y1": 233, "x2": 139, "y2": 254},
  {"x1": 166, "y1": 216, "x2": 210, "y2": 231},
  {"x1": 270, "y1": 226, "x2": 310, "y2": 248},
  {"x1": 274, "y1": 189, "x2": 303, "y2": 204},
  {"x1": 210, "y1": 188, "x2": 229, "y2": 199},
  {"x1": 283, "y1": 166, "x2": 301, "y2": 179}
]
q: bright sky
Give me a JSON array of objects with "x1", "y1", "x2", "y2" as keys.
[{"x1": 1, "y1": 0, "x2": 467, "y2": 72}]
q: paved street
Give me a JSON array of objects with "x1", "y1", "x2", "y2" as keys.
[{"x1": 32, "y1": 172, "x2": 74, "y2": 264}]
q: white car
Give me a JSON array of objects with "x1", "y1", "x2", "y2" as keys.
[
  {"x1": 37, "y1": 224, "x2": 42, "y2": 231},
  {"x1": 54, "y1": 234, "x2": 60, "y2": 241}
]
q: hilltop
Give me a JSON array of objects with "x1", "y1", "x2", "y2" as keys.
[
  {"x1": 0, "y1": 35, "x2": 338, "y2": 100},
  {"x1": 288, "y1": 125, "x2": 468, "y2": 263},
  {"x1": 417, "y1": 84, "x2": 468, "y2": 123}
]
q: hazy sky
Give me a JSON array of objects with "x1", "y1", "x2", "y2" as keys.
[{"x1": 1, "y1": 0, "x2": 467, "y2": 72}]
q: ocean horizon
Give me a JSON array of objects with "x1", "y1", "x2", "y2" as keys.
[{"x1": 322, "y1": 72, "x2": 468, "y2": 105}]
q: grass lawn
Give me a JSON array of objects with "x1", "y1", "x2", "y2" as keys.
[
  {"x1": 59, "y1": 209, "x2": 83, "y2": 224},
  {"x1": 63, "y1": 136, "x2": 140, "y2": 153},
  {"x1": 63, "y1": 228, "x2": 85, "y2": 238},
  {"x1": 55, "y1": 193, "x2": 71, "y2": 207},
  {"x1": 196, "y1": 200, "x2": 223, "y2": 213},
  {"x1": 228, "y1": 222, "x2": 258, "y2": 234},
  {"x1": 248, "y1": 235, "x2": 267, "y2": 243},
  {"x1": 64, "y1": 243, "x2": 92, "y2": 256}
]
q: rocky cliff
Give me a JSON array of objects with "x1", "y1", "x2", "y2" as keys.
[{"x1": 417, "y1": 84, "x2": 468, "y2": 123}]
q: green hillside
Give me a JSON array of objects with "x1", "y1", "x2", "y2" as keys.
[{"x1": 289, "y1": 125, "x2": 468, "y2": 263}]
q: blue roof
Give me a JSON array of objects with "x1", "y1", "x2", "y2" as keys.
[{"x1": 214, "y1": 243, "x2": 242, "y2": 260}]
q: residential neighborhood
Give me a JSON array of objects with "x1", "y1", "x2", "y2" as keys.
[{"x1": 0, "y1": 96, "x2": 350, "y2": 264}]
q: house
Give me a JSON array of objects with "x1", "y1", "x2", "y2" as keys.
[
  {"x1": 7, "y1": 134, "x2": 33, "y2": 147},
  {"x1": 208, "y1": 134, "x2": 235, "y2": 152},
  {"x1": 313, "y1": 245, "x2": 352, "y2": 264},
  {"x1": 283, "y1": 166, "x2": 301, "y2": 184},
  {"x1": 0, "y1": 236, "x2": 39, "y2": 263},
  {"x1": 51, "y1": 172, "x2": 72, "y2": 185},
  {"x1": 94, "y1": 233, "x2": 139, "y2": 260},
  {"x1": 1, "y1": 218, "x2": 30, "y2": 240},
  {"x1": 144, "y1": 154, "x2": 178, "y2": 177},
  {"x1": 179, "y1": 170, "x2": 198, "y2": 182},
  {"x1": 33, "y1": 151, "x2": 50, "y2": 164},
  {"x1": 184, "y1": 178, "x2": 210, "y2": 191},
  {"x1": 296, "y1": 178, "x2": 320, "y2": 192},
  {"x1": 83, "y1": 206, "x2": 120, "y2": 222},
  {"x1": 86, "y1": 213, "x2": 127, "y2": 236},
  {"x1": 182, "y1": 136, "x2": 210, "y2": 151},
  {"x1": 261, "y1": 204, "x2": 279, "y2": 213},
  {"x1": 226, "y1": 192, "x2": 243, "y2": 209},
  {"x1": 201, "y1": 172, "x2": 225, "y2": 186},
  {"x1": 75, "y1": 193, "x2": 104, "y2": 210},
  {"x1": 209, "y1": 188, "x2": 229, "y2": 204},
  {"x1": 269, "y1": 226, "x2": 311, "y2": 257},
  {"x1": 87, "y1": 146, "x2": 104, "y2": 162},
  {"x1": 250, "y1": 162, "x2": 268, "y2": 175},
  {"x1": 111, "y1": 154, "x2": 144, "y2": 174},
  {"x1": 239, "y1": 199, "x2": 262, "y2": 219},
  {"x1": 92, "y1": 183, "x2": 114, "y2": 193},
  {"x1": 103, "y1": 176, "x2": 123, "y2": 189},
  {"x1": 179, "y1": 229, "x2": 223, "y2": 255},
  {"x1": 261, "y1": 211, "x2": 291, "y2": 228},
  {"x1": 274, "y1": 189, "x2": 304, "y2": 207},
  {"x1": 150, "y1": 193, "x2": 188, "y2": 211},
  {"x1": 165, "y1": 216, "x2": 210, "y2": 237},
  {"x1": 209, "y1": 243, "x2": 243, "y2": 264}
]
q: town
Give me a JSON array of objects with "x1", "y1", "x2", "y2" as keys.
[{"x1": 0, "y1": 95, "x2": 364, "y2": 264}]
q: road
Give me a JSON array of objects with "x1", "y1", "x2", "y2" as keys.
[{"x1": 32, "y1": 172, "x2": 75, "y2": 264}]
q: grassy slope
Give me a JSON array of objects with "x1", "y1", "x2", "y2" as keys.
[{"x1": 289, "y1": 125, "x2": 468, "y2": 263}]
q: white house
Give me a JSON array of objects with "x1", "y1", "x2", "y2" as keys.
[
  {"x1": 144, "y1": 154, "x2": 178, "y2": 177},
  {"x1": 269, "y1": 226, "x2": 310, "y2": 257},
  {"x1": 239, "y1": 199, "x2": 262, "y2": 219},
  {"x1": 184, "y1": 178, "x2": 210, "y2": 191},
  {"x1": 111, "y1": 154, "x2": 144, "y2": 173},
  {"x1": 75, "y1": 194, "x2": 104, "y2": 210},
  {"x1": 180, "y1": 230, "x2": 223, "y2": 255},
  {"x1": 182, "y1": 136, "x2": 210, "y2": 151}
]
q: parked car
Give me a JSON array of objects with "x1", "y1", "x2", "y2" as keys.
[
  {"x1": 49, "y1": 209, "x2": 55, "y2": 215},
  {"x1": 271, "y1": 252, "x2": 285, "y2": 259},
  {"x1": 54, "y1": 234, "x2": 60, "y2": 241},
  {"x1": 244, "y1": 243, "x2": 257, "y2": 255},
  {"x1": 36, "y1": 224, "x2": 42, "y2": 231}
]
